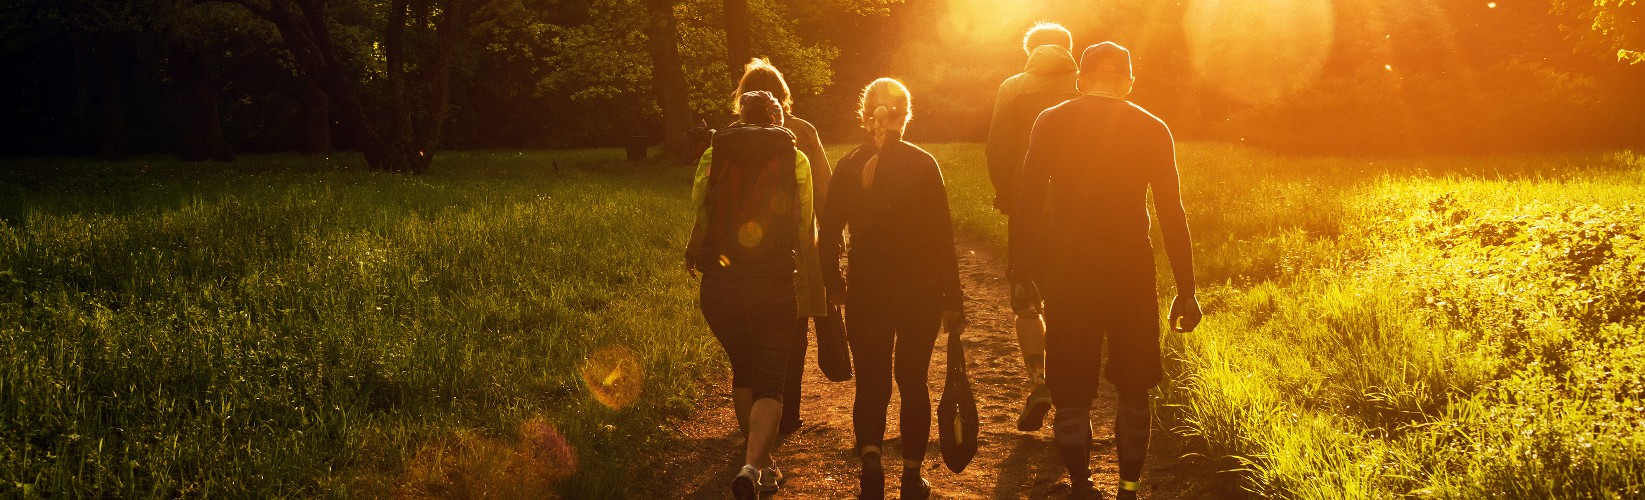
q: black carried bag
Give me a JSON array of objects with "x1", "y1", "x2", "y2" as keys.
[
  {"x1": 815, "y1": 303, "x2": 852, "y2": 382},
  {"x1": 937, "y1": 319, "x2": 979, "y2": 473}
]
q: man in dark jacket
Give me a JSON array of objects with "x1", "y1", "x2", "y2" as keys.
[
  {"x1": 986, "y1": 22, "x2": 1081, "y2": 433},
  {"x1": 1012, "y1": 42, "x2": 1203, "y2": 500}
]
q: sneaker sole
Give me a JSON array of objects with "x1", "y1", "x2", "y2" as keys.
[
  {"x1": 1017, "y1": 399, "x2": 1052, "y2": 431},
  {"x1": 733, "y1": 475, "x2": 757, "y2": 500}
]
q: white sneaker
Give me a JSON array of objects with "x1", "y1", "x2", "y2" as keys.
[
  {"x1": 733, "y1": 464, "x2": 759, "y2": 499},
  {"x1": 758, "y1": 466, "x2": 783, "y2": 493}
]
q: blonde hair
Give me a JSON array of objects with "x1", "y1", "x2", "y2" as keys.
[
  {"x1": 733, "y1": 58, "x2": 793, "y2": 115},
  {"x1": 857, "y1": 78, "x2": 911, "y2": 147},
  {"x1": 1023, "y1": 22, "x2": 1073, "y2": 55}
]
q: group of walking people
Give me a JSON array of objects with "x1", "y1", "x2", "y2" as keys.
[{"x1": 684, "y1": 22, "x2": 1203, "y2": 500}]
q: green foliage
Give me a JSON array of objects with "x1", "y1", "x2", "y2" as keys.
[
  {"x1": 0, "y1": 151, "x2": 718, "y2": 496},
  {"x1": 1556, "y1": 0, "x2": 1645, "y2": 64}
]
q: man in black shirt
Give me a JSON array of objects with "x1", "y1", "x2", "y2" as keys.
[{"x1": 1011, "y1": 42, "x2": 1203, "y2": 500}]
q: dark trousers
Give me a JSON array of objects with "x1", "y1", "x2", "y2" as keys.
[
  {"x1": 700, "y1": 272, "x2": 799, "y2": 402},
  {"x1": 847, "y1": 289, "x2": 940, "y2": 460}
]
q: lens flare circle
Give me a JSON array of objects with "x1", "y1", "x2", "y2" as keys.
[
  {"x1": 1184, "y1": 0, "x2": 1335, "y2": 104},
  {"x1": 581, "y1": 345, "x2": 644, "y2": 409}
]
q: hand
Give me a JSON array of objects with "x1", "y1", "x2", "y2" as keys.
[
  {"x1": 1010, "y1": 281, "x2": 1043, "y2": 315},
  {"x1": 683, "y1": 259, "x2": 698, "y2": 278},
  {"x1": 1169, "y1": 294, "x2": 1202, "y2": 333},
  {"x1": 942, "y1": 310, "x2": 968, "y2": 334}
]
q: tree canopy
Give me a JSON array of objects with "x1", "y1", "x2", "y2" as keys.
[{"x1": 0, "y1": 0, "x2": 1641, "y2": 165}]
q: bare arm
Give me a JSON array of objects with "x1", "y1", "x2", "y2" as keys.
[
  {"x1": 1149, "y1": 125, "x2": 1203, "y2": 332},
  {"x1": 1149, "y1": 126, "x2": 1195, "y2": 295}
]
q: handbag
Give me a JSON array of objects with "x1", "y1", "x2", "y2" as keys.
[
  {"x1": 814, "y1": 303, "x2": 852, "y2": 382},
  {"x1": 937, "y1": 318, "x2": 979, "y2": 473}
]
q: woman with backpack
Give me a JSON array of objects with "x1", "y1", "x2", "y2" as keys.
[
  {"x1": 684, "y1": 90, "x2": 828, "y2": 499},
  {"x1": 820, "y1": 78, "x2": 967, "y2": 500},
  {"x1": 732, "y1": 57, "x2": 839, "y2": 434}
]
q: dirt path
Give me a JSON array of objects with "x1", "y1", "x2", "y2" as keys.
[{"x1": 651, "y1": 239, "x2": 1231, "y2": 499}]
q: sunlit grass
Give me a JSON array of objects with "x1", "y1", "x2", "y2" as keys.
[
  {"x1": 932, "y1": 143, "x2": 1645, "y2": 497},
  {"x1": 0, "y1": 151, "x2": 714, "y2": 497}
]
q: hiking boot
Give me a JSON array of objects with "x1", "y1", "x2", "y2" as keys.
[
  {"x1": 1068, "y1": 477, "x2": 1102, "y2": 500},
  {"x1": 1016, "y1": 383, "x2": 1053, "y2": 431},
  {"x1": 859, "y1": 456, "x2": 884, "y2": 499},
  {"x1": 758, "y1": 466, "x2": 783, "y2": 493},
  {"x1": 732, "y1": 464, "x2": 758, "y2": 500},
  {"x1": 899, "y1": 470, "x2": 931, "y2": 500},
  {"x1": 1116, "y1": 489, "x2": 1138, "y2": 500}
]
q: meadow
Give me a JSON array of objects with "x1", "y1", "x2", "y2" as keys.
[
  {"x1": 2, "y1": 144, "x2": 1642, "y2": 497},
  {"x1": 935, "y1": 143, "x2": 1645, "y2": 498},
  {"x1": 0, "y1": 151, "x2": 718, "y2": 497}
]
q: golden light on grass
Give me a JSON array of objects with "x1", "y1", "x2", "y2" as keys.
[
  {"x1": 1184, "y1": 0, "x2": 1335, "y2": 104},
  {"x1": 581, "y1": 345, "x2": 644, "y2": 409},
  {"x1": 398, "y1": 416, "x2": 577, "y2": 498}
]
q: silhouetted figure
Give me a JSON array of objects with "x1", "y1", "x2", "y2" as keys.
[
  {"x1": 1012, "y1": 42, "x2": 1203, "y2": 500},
  {"x1": 821, "y1": 78, "x2": 966, "y2": 500},
  {"x1": 986, "y1": 21, "x2": 1080, "y2": 434},
  {"x1": 684, "y1": 90, "x2": 828, "y2": 499},
  {"x1": 731, "y1": 58, "x2": 838, "y2": 435}
]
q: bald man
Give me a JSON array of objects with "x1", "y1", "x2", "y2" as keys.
[{"x1": 1011, "y1": 42, "x2": 1203, "y2": 500}]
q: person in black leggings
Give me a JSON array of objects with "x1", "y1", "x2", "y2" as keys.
[{"x1": 820, "y1": 77, "x2": 965, "y2": 500}]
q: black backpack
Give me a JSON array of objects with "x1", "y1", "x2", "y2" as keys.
[{"x1": 698, "y1": 125, "x2": 800, "y2": 272}]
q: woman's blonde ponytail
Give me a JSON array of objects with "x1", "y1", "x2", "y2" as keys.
[{"x1": 858, "y1": 78, "x2": 911, "y2": 148}]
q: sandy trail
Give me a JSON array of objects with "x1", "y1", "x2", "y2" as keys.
[{"x1": 651, "y1": 239, "x2": 1231, "y2": 499}]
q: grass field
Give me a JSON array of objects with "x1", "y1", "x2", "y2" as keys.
[
  {"x1": 932, "y1": 142, "x2": 1645, "y2": 498},
  {"x1": 0, "y1": 151, "x2": 717, "y2": 497},
  {"x1": 3, "y1": 144, "x2": 1643, "y2": 497}
]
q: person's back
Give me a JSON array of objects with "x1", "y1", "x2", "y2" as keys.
[
  {"x1": 1021, "y1": 96, "x2": 1174, "y2": 288},
  {"x1": 987, "y1": 29, "x2": 1079, "y2": 214},
  {"x1": 1012, "y1": 42, "x2": 1200, "y2": 500}
]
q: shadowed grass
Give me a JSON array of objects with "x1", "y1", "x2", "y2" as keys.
[{"x1": 0, "y1": 150, "x2": 715, "y2": 498}]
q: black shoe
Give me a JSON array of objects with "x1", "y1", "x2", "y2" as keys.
[
  {"x1": 859, "y1": 455, "x2": 884, "y2": 499},
  {"x1": 780, "y1": 418, "x2": 802, "y2": 435},
  {"x1": 1016, "y1": 383, "x2": 1053, "y2": 431},
  {"x1": 1067, "y1": 476, "x2": 1102, "y2": 500},
  {"x1": 899, "y1": 470, "x2": 931, "y2": 500},
  {"x1": 1115, "y1": 489, "x2": 1138, "y2": 500},
  {"x1": 732, "y1": 464, "x2": 758, "y2": 500}
]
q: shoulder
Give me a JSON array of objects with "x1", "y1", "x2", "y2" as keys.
[
  {"x1": 785, "y1": 116, "x2": 818, "y2": 138},
  {"x1": 996, "y1": 72, "x2": 1028, "y2": 96},
  {"x1": 893, "y1": 141, "x2": 941, "y2": 173},
  {"x1": 1125, "y1": 102, "x2": 1172, "y2": 139}
]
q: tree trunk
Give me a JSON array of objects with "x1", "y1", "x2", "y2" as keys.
[
  {"x1": 724, "y1": 0, "x2": 752, "y2": 82},
  {"x1": 643, "y1": 0, "x2": 693, "y2": 163},
  {"x1": 93, "y1": 33, "x2": 128, "y2": 159},
  {"x1": 171, "y1": 48, "x2": 234, "y2": 162},
  {"x1": 301, "y1": 78, "x2": 332, "y2": 155}
]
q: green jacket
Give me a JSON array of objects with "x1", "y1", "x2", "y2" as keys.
[
  {"x1": 687, "y1": 136, "x2": 828, "y2": 318},
  {"x1": 986, "y1": 44, "x2": 1079, "y2": 214}
]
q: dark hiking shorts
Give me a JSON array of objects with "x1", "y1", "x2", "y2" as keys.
[
  {"x1": 1043, "y1": 282, "x2": 1163, "y2": 409},
  {"x1": 699, "y1": 271, "x2": 799, "y2": 403}
]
